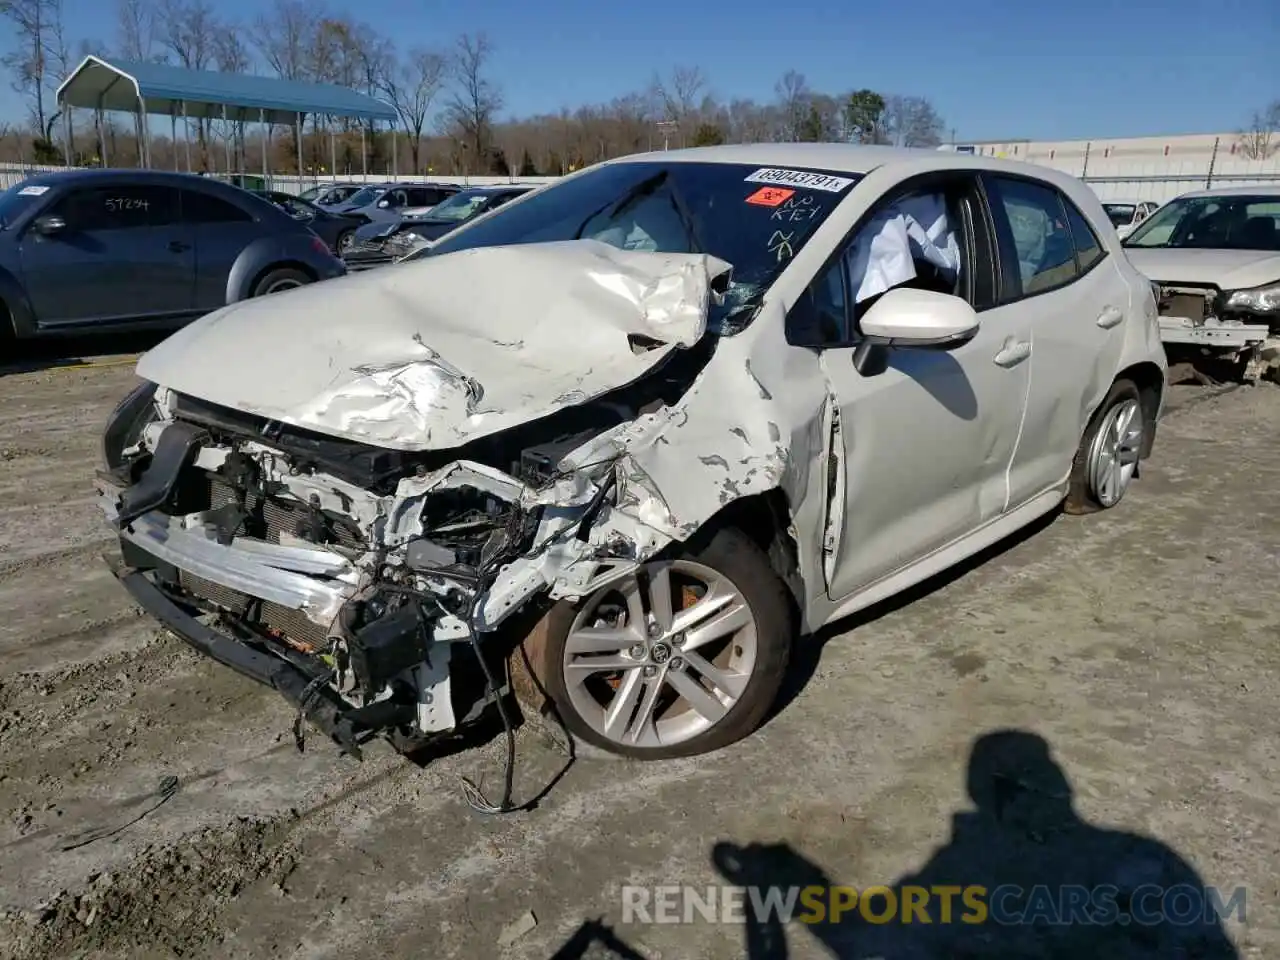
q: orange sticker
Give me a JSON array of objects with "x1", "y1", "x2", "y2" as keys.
[{"x1": 746, "y1": 186, "x2": 795, "y2": 207}]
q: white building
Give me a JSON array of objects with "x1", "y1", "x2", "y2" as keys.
[
  {"x1": 943, "y1": 132, "x2": 1253, "y2": 169},
  {"x1": 939, "y1": 132, "x2": 1279, "y2": 203}
]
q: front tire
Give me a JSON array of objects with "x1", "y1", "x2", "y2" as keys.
[
  {"x1": 1064, "y1": 378, "x2": 1145, "y2": 514},
  {"x1": 516, "y1": 527, "x2": 792, "y2": 760}
]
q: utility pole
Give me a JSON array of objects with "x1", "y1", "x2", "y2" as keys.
[{"x1": 656, "y1": 120, "x2": 677, "y2": 151}]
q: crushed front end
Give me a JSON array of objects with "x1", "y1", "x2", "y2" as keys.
[
  {"x1": 1153, "y1": 281, "x2": 1279, "y2": 382},
  {"x1": 95, "y1": 359, "x2": 706, "y2": 758}
]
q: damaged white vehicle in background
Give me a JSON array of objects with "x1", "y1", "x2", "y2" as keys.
[
  {"x1": 1123, "y1": 186, "x2": 1280, "y2": 383},
  {"x1": 97, "y1": 145, "x2": 1168, "y2": 788}
]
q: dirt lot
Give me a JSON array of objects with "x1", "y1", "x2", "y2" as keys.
[{"x1": 0, "y1": 348, "x2": 1277, "y2": 960}]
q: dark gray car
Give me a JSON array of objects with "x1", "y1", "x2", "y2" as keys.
[
  {"x1": 0, "y1": 169, "x2": 346, "y2": 341},
  {"x1": 250, "y1": 189, "x2": 365, "y2": 255}
]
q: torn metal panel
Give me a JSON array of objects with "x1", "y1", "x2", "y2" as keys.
[{"x1": 135, "y1": 240, "x2": 731, "y2": 451}]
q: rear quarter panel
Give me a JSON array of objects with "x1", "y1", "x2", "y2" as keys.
[{"x1": 226, "y1": 232, "x2": 344, "y2": 303}]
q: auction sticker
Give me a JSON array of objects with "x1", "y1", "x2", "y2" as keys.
[
  {"x1": 744, "y1": 168, "x2": 855, "y2": 193},
  {"x1": 745, "y1": 186, "x2": 795, "y2": 207},
  {"x1": 17, "y1": 185, "x2": 49, "y2": 196}
]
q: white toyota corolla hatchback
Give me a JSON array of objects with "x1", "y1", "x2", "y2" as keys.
[{"x1": 97, "y1": 144, "x2": 1167, "y2": 770}]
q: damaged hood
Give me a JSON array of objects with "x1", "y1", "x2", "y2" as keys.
[
  {"x1": 1124, "y1": 247, "x2": 1280, "y2": 290},
  {"x1": 137, "y1": 240, "x2": 731, "y2": 451}
]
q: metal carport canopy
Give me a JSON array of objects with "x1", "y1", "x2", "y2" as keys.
[{"x1": 55, "y1": 55, "x2": 398, "y2": 124}]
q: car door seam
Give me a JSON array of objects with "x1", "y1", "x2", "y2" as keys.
[{"x1": 1003, "y1": 329, "x2": 1034, "y2": 513}]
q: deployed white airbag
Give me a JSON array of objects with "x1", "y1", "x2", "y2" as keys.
[{"x1": 846, "y1": 193, "x2": 961, "y2": 303}]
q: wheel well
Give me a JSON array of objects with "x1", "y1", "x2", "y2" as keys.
[
  {"x1": 1116, "y1": 361, "x2": 1164, "y2": 458},
  {"x1": 0, "y1": 296, "x2": 12, "y2": 340},
  {"x1": 249, "y1": 261, "x2": 317, "y2": 295},
  {"x1": 706, "y1": 490, "x2": 804, "y2": 621}
]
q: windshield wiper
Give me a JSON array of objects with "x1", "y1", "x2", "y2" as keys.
[{"x1": 665, "y1": 177, "x2": 705, "y2": 254}]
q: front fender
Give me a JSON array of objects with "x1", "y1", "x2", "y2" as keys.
[
  {"x1": 550, "y1": 309, "x2": 833, "y2": 615},
  {"x1": 0, "y1": 262, "x2": 37, "y2": 336}
]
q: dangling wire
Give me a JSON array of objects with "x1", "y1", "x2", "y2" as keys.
[{"x1": 292, "y1": 668, "x2": 337, "y2": 753}]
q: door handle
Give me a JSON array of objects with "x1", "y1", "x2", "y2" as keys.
[
  {"x1": 168, "y1": 240, "x2": 191, "y2": 253},
  {"x1": 1096, "y1": 306, "x2": 1123, "y2": 329},
  {"x1": 993, "y1": 338, "x2": 1031, "y2": 368}
]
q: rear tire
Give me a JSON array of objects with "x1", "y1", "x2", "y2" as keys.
[
  {"x1": 252, "y1": 267, "x2": 312, "y2": 297},
  {"x1": 512, "y1": 527, "x2": 793, "y2": 760},
  {"x1": 1064, "y1": 378, "x2": 1145, "y2": 514}
]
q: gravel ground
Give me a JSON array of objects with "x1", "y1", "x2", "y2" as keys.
[{"x1": 0, "y1": 346, "x2": 1277, "y2": 960}]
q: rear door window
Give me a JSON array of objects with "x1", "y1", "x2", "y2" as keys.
[
  {"x1": 1063, "y1": 200, "x2": 1106, "y2": 271},
  {"x1": 181, "y1": 189, "x2": 253, "y2": 223},
  {"x1": 985, "y1": 176, "x2": 1079, "y2": 298}
]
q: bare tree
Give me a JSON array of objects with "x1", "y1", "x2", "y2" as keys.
[
  {"x1": 154, "y1": 0, "x2": 217, "y2": 166},
  {"x1": 651, "y1": 65, "x2": 705, "y2": 145},
  {"x1": 880, "y1": 94, "x2": 945, "y2": 148},
  {"x1": 381, "y1": 46, "x2": 444, "y2": 172},
  {"x1": 254, "y1": 0, "x2": 319, "y2": 81},
  {"x1": 774, "y1": 69, "x2": 811, "y2": 142},
  {"x1": 1237, "y1": 100, "x2": 1280, "y2": 160},
  {"x1": 212, "y1": 31, "x2": 250, "y2": 170},
  {"x1": 253, "y1": 0, "x2": 325, "y2": 171},
  {"x1": 444, "y1": 32, "x2": 502, "y2": 173},
  {"x1": 115, "y1": 0, "x2": 158, "y2": 61},
  {"x1": 155, "y1": 0, "x2": 216, "y2": 69},
  {"x1": 1, "y1": 0, "x2": 63, "y2": 138}
]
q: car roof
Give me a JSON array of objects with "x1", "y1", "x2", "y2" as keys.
[
  {"x1": 601, "y1": 143, "x2": 1100, "y2": 197},
  {"x1": 13, "y1": 168, "x2": 244, "y2": 189},
  {"x1": 607, "y1": 142, "x2": 1038, "y2": 175},
  {"x1": 1174, "y1": 185, "x2": 1280, "y2": 200}
]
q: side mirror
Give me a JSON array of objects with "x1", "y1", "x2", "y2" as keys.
[
  {"x1": 376, "y1": 199, "x2": 391, "y2": 209},
  {"x1": 853, "y1": 287, "x2": 979, "y2": 376},
  {"x1": 859, "y1": 287, "x2": 979, "y2": 346},
  {"x1": 33, "y1": 214, "x2": 66, "y2": 236}
]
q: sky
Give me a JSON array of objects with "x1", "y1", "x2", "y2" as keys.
[{"x1": 2, "y1": 0, "x2": 1277, "y2": 142}]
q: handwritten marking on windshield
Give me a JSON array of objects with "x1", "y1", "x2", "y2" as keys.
[
  {"x1": 772, "y1": 194, "x2": 820, "y2": 223},
  {"x1": 768, "y1": 230, "x2": 795, "y2": 263}
]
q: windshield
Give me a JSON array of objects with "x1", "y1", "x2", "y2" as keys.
[
  {"x1": 345, "y1": 186, "x2": 386, "y2": 207},
  {"x1": 1123, "y1": 194, "x2": 1280, "y2": 250},
  {"x1": 298, "y1": 186, "x2": 323, "y2": 202},
  {"x1": 0, "y1": 182, "x2": 48, "y2": 227},
  {"x1": 423, "y1": 190, "x2": 492, "y2": 223},
  {"x1": 1103, "y1": 204, "x2": 1136, "y2": 227},
  {"x1": 411, "y1": 161, "x2": 860, "y2": 330}
]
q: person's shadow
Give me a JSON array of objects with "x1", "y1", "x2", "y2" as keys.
[{"x1": 713, "y1": 729, "x2": 1241, "y2": 959}]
